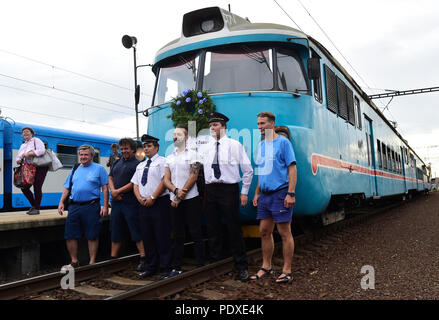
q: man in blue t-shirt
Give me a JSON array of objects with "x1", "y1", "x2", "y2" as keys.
[
  {"x1": 251, "y1": 112, "x2": 297, "y2": 283},
  {"x1": 58, "y1": 145, "x2": 109, "y2": 267}
]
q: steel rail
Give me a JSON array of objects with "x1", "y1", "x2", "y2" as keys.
[{"x1": 0, "y1": 254, "x2": 139, "y2": 300}]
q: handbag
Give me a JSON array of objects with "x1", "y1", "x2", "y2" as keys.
[
  {"x1": 31, "y1": 140, "x2": 52, "y2": 167},
  {"x1": 14, "y1": 163, "x2": 36, "y2": 188},
  {"x1": 32, "y1": 149, "x2": 53, "y2": 167},
  {"x1": 64, "y1": 164, "x2": 80, "y2": 210},
  {"x1": 48, "y1": 150, "x2": 63, "y2": 171}
]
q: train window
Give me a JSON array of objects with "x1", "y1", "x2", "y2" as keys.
[
  {"x1": 355, "y1": 97, "x2": 362, "y2": 129},
  {"x1": 382, "y1": 143, "x2": 387, "y2": 170},
  {"x1": 387, "y1": 147, "x2": 392, "y2": 172},
  {"x1": 391, "y1": 150, "x2": 396, "y2": 172},
  {"x1": 311, "y1": 49, "x2": 322, "y2": 103},
  {"x1": 366, "y1": 133, "x2": 370, "y2": 166},
  {"x1": 93, "y1": 148, "x2": 100, "y2": 164},
  {"x1": 203, "y1": 45, "x2": 274, "y2": 93},
  {"x1": 346, "y1": 86, "x2": 355, "y2": 126},
  {"x1": 57, "y1": 144, "x2": 77, "y2": 168},
  {"x1": 377, "y1": 140, "x2": 382, "y2": 169},
  {"x1": 336, "y1": 77, "x2": 348, "y2": 120},
  {"x1": 324, "y1": 65, "x2": 338, "y2": 114},
  {"x1": 153, "y1": 53, "x2": 200, "y2": 105},
  {"x1": 276, "y1": 48, "x2": 308, "y2": 93}
]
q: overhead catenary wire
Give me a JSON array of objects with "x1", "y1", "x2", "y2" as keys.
[
  {"x1": 0, "y1": 83, "x2": 133, "y2": 116},
  {"x1": 0, "y1": 72, "x2": 134, "y2": 110},
  {"x1": 272, "y1": 0, "x2": 304, "y2": 32},
  {"x1": 0, "y1": 48, "x2": 152, "y2": 97},
  {"x1": 0, "y1": 104, "x2": 135, "y2": 131}
]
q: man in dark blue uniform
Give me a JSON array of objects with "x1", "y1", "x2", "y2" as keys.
[
  {"x1": 200, "y1": 112, "x2": 253, "y2": 282},
  {"x1": 132, "y1": 135, "x2": 172, "y2": 279},
  {"x1": 108, "y1": 138, "x2": 145, "y2": 271}
]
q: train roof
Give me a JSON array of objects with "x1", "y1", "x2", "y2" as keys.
[
  {"x1": 154, "y1": 7, "x2": 306, "y2": 66},
  {"x1": 5, "y1": 120, "x2": 119, "y2": 144},
  {"x1": 152, "y1": 6, "x2": 426, "y2": 167}
]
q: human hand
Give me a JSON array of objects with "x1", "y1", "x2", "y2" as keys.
[
  {"x1": 252, "y1": 194, "x2": 259, "y2": 207},
  {"x1": 284, "y1": 194, "x2": 295, "y2": 208},
  {"x1": 240, "y1": 194, "x2": 248, "y2": 207}
]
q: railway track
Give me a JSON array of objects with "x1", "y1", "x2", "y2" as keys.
[{"x1": 0, "y1": 198, "x2": 408, "y2": 300}]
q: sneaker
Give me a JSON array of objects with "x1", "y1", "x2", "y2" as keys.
[
  {"x1": 168, "y1": 269, "x2": 183, "y2": 278},
  {"x1": 27, "y1": 208, "x2": 40, "y2": 215}
]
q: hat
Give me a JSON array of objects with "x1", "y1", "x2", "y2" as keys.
[
  {"x1": 208, "y1": 112, "x2": 229, "y2": 123},
  {"x1": 141, "y1": 134, "x2": 159, "y2": 143}
]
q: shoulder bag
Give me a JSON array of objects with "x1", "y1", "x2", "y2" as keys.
[
  {"x1": 63, "y1": 163, "x2": 80, "y2": 210},
  {"x1": 31, "y1": 140, "x2": 52, "y2": 167}
]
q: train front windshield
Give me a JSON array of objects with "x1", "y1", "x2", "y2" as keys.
[{"x1": 153, "y1": 44, "x2": 308, "y2": 105}]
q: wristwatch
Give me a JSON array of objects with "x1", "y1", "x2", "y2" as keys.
[
  {"x1": 287, "y1": 192, "x2": 295, "y2": 197},
  {"x1": 150, "y1": 195, "x2": 156, "y2": 201}
]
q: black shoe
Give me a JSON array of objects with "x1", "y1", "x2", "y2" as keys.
[
  {"x1": 137, "y1": 258, "x2": 146, "y2": 272},
  {"x1": 138, "y1": 270, "x2": 156, "y2": 279},
  {"x1": 238, "y1": 269, "x2": 249, "y2": 282},
  {"x1": 26, "y1": 208, "x2": 40, "y2": 215}
]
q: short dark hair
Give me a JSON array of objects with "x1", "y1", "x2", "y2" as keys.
[
  {"x1": 111, "y1": 143, "x2": 118, "y2": 149},
  {"x1": 21, "y1": 126, "x2": 35, "y2": 136},
  {"x1": 118, "y1": 137, "x2": 137, "y2": 151},
  {"x1": 257, "y1": 112, "x2": 276, "y2": 123},
  {"x1": 176, "y1": 125, "x2": 188, "y2": 136}
]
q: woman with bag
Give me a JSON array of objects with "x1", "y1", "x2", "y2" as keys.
[{"x1": 16, "y1": 126, "x2": 48, "y2": 215}]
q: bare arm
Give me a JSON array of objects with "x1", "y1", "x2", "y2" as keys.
[
  {"x1": 57, "y1": 187, "x2": 70, "y2": 215},
  {"x1": 284, "y1": 163, "x2": 297, "y2": 208},
  {"x1": 101, "y1": 184, "x2": 109, "y2": 216}
]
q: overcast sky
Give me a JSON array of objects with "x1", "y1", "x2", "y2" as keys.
[{"x1": 1, "y1": 0, "x2": 438, "y2": 174}]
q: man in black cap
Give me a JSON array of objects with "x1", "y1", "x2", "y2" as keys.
[
  {"x1": 131, "y1": 134, "x2": 173, "y2": 279},
  {"x1": 199, "y1": 112, "x2": 253, "y2": 281}
]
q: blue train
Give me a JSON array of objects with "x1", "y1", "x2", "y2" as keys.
[
  {"x1": 145, "y1": 7, "x2": 431, "y2": 225},
  {"x1": 0, "y1": 118, "x2": 118, "y2": 210}
]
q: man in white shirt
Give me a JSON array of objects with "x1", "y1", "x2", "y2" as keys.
[
  {"x1": 131, "y1": 135, "x2": 172, "y2": 280},
  {"x1": 164, "y1": 126, "x2": 205, "y2": 276},
  {"x1": 200, "y1": 112, "x2": 253, "y2": 282}
]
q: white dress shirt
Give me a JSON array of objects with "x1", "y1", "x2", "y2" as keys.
[
  {"x1": 165, "y1": 148, "x2": 199, "y2": 201},
  {"x1": 131, "y1": 154, "x2": 169, "y2": 198},
  {"x1": 199, "y1": 135, "x2": 253, "y2": 195}
]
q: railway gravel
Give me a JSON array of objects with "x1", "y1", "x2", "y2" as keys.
[{"x1": 172, "y1": 192, "x2": 439, "y2": 300}]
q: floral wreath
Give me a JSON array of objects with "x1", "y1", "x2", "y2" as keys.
[{"x1": 167, "y1": 89, "x2": 215, "y2": 135}]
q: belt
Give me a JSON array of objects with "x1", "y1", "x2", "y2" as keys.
[
  {"x1": 70, "y1": 198, "x2": 100, "y2": 205},
  {"x1": 261, "y1": 186, "x2": 288, "y2": 195}
]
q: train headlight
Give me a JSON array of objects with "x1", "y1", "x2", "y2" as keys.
[{"x1": 201, "y1": 20, "x2": 215, "y2": 33}]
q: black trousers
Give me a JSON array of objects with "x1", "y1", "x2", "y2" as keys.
[
  {"x1": 139, "y1": 195, "x2": 172, "y2": 273},
  {"x1": 171, "y1": 196, "x2": 205, "y2": 269},
  {"x1": 205, "y1": 183, "x2": 248, "y2": 271}
]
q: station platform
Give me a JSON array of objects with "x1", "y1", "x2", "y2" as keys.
[
  {"x1": 0, "y1": 209, "x2": 112, "y2": 280},
  {"x1": 0, "y1": 209, "x2": 66, "y2": 232}
]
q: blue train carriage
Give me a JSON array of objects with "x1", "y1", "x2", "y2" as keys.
[
  {"x1": 146, "y1": 6, "x2": 428, "y2": 226},
  {"x1": 1, "y1": 119, "x2": 118, "y2": 210}
]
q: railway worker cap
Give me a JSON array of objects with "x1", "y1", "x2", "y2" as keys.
[
  {"x1": 208, "y1": 112, "x2": 229, "y2": 124},
  {"x1": 141, "y1": 134, "x2": 159, "y2": 144}
]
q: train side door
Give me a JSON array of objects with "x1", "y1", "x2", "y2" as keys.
[
  {"x1": 364, "y1": 116, "x2": 378, "y2": 196},
  {"x1": 400, "y1": 146, "x2": 407, "y2": 192}
]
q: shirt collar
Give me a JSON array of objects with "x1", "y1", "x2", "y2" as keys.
[
  {"x1": 173, "y1": 147, "x2": 188, "y2": 155},
  {"x1": 147, "y1": 153, "x2": 159, "y2": 162}
]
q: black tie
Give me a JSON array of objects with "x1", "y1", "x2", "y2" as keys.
[
  {"x1": 212, "y1": 142, "x2": 221, "y2": 179},
  {"x1": 141, "y1": 159, "x2": 152, "y2": 186}
]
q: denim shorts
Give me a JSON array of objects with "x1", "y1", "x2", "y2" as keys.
[
  {"x1": 110, "y1": 201, "x2": 141, "y2": 242},
  {"x1": 64, "y1": 202, "x2": 101, "y2": 240},
  {"x1": 256, "y1": 188, "x2": 293, "y2": 223}
]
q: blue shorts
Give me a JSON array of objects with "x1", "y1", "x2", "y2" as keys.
[
  {"x1": 257, "y1": 188, "x2": 293, "y2": 223},
  {"x1": 64, "y1": 202, "x2": 102, "y2": 240},
  {"x1": 110, "y1": 201, "x2": 142, "y2": 242}
]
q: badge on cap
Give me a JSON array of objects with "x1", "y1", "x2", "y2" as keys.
[{"x1": 208, "y1": 112, "x2": 229, "y2": 123}]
